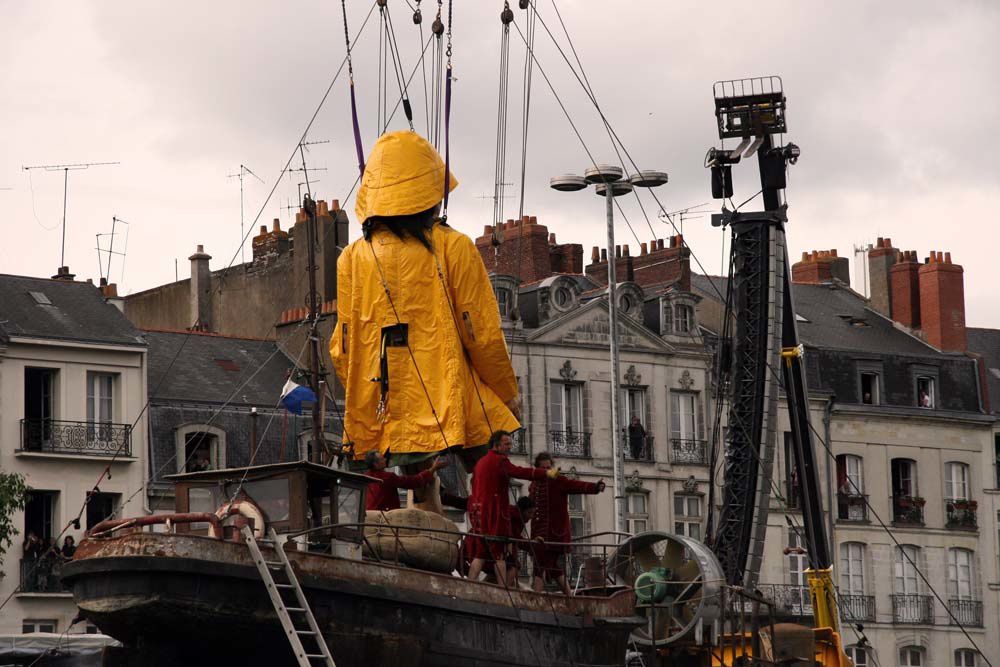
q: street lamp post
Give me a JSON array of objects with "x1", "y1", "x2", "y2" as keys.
[{"x1": 550, "y1": 166, "x2": 668, "y2": 537}]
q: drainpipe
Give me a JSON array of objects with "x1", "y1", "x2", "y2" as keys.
[{"x1": 822, "y1": 396, "x2": 836, "y2": 556}]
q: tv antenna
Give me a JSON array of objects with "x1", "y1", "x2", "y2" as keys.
[
  {"x1": 22, "y1": 161, "x2": 120, "y2": 269},
  {"x1": 658, "y1": 201, "x2": 711, "y2": 235},
  {"x1": 227, "y1": 165, "x2": 264, "y2": 265},
  {"x1": 95, "y1": 216, "x2": 131, "y2": 284}
]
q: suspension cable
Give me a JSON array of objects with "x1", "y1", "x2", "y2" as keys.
[
  {"x1": 440, "y1": 0, "x2": 454, "y2": 219},
  {"x1": 413, "y1": 1, "x2": 431, "y2": 137},
  {"x1": 342, "y1": 0, "x2": 367, "y2": 177},
  {"x1": 381, "y1": 1, "x2": 415, "y2": 131},
  {"x1": 492, "y1": 3, "x2": 515, "y2": 251}
]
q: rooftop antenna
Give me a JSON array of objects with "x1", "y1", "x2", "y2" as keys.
[
  {"x1": 95, "y1": 216, "x2": 131, "y2": 284},
  {"x1": 853, "y1": 242, "x2": 871, "y2": 298},
  {"x1": 659, "y1": 201, "x2": 711, "y2": 236},
  {"x1": 284, "y1": 180, "x2": 323, "y2": 218},
  {"x1": 227, "y1": 165, "x2": 264, "y2": 265},
  {"x1": 22, "y1": 161, "x2": 120, "y2": 269}
]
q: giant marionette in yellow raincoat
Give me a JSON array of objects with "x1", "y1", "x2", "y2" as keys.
[{"x1": 330, "y1": 131, "x2": 520, "y2": 462}]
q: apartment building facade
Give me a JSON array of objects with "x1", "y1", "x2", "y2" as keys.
[{"x1": 0, "y1": 272, "x2": 148, "y2": 635}]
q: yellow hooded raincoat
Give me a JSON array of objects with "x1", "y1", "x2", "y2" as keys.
[{"x1": 330, "y1": 131, "x2": 520, "y2": 459}]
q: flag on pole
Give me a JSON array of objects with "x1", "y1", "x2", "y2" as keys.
[{"x1": 280, "y1": 378, "x2": 317, "y2": 415}]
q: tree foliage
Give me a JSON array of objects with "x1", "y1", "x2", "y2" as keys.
[{"x1": 0, "y1": 472, "x2": 29, "y2": 567}]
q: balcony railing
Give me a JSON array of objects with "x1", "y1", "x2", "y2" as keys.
[
  {"x1": 624, "y1": 435, "x2": 654, "y2": 462},
  {"x1": 748, "y1": 584, "x2": 813, "y2": 619},
  {"x1": 949, "y1": 599, "x2": 983, "y2": 627},
  {"x1": 20, "y1": 418, "x2": 132, "y2": 457},
  {"x1": 509, "y1": 429, "x2": 527, "y2": 455},
  {"x1": 837, "y1": 493, "x2": 869, "y2": 522},
  {"x1": 839, "y1": 593, "x2": 876, "y2": 623},
  {"x1": 548, "y1": 430, "x2": 591, "y2": 458},
  {"x1": 891, "y1": 593, "x2": 934, "y2": 624},
  {"x1": 891, "y1": 495, "x2": 925, "y2": 526},
  {"x1": 671, "y1": 438, "x2": 708, "y2": 466},
  {"x1": 945, "y1": 499, "x2": 978, "y2": 530},
  {"x1": 19, "y1": 557, "x2": 69, "y2": 594}
]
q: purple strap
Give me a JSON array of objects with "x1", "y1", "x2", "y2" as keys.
[
  {"x1": 442, "y1": 66, "x2": 453, "y2": 212},
  {"x1": 350, "y1": 82, "x2": 366, "y2": 177}
]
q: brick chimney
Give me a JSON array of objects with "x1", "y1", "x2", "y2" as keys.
[
  {"x1": 99, "y1": 277, "x2": 124, "y2": 312},
  {"x1": 586, "y1": 234, "x2": 689, "y2": 290},
  {"x1": 189, "y1": 245, "x2": 213, "y2": 331},
  {"x1": 51, "y1": 266, "x2": 75, "y2": 281},
  {"x1": 889, "y1": 250, "x2": 921, "y2": 328},
  {"x1": 918, "y1": 250, "x2": 966, "y2": 352},
  {"x1": 867, "y1": 237, "x2": 897, "y2": 317},
  {"x1": 791, "y1": 249, "x2": 850, "y2": 286},
  {"x1": 252, "y1": 218, "x2": 290, "y2": 263},
  {"x1": 474, "y1": 215, "x2": 582, "y2": 283}
]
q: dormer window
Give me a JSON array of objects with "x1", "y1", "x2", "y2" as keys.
[
  {"x1": 674, "y1": 304, "x2": 693, "y2": 333},
  {"x1": 496, "y1": 287, "x2": 512, "y2": 319},
  {"x1": 553, "y1": 286, "x2": 572, "y2": 308}
]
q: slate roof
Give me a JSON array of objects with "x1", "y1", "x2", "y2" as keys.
[
  {"x1": 691, "y1": 274, "x2": 947, "y2": 358},
  {"x1": 968, "y1": 327, "x2": 1000, "y2": 414},
  {"x1": 144, "y1": 329, "x2": 297, "y2": 404},
  {"x1": 0, "y1": 274, "x2": 145, "y2": 347}
]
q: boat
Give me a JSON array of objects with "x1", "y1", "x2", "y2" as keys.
[{"x1": 62, "y1": 461, "x2": 643, "y2": 666}]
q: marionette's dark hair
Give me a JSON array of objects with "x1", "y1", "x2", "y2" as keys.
[{"x1": 362, "y1": 204, "x2": 442, "y2": 250}]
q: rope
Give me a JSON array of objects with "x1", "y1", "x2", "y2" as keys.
[
  {"x1": 341, "y1": 0, "x2": 366, "y2": 177},
  {"x1": 440, "y1": 0, "x2": 453, "y2": 217},
  {"x1": 414, "y1": 0, "x2": 430, "y2": 137},
  {"x1": 491, "y1": 4, "x2": 514, "y2": 245},
  {"x1": 381, "y1": 2, "x2": 415, "y2": 130}
]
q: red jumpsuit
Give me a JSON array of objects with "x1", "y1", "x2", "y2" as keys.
[
  {"x1": 365, "y1": 469, "x2": 435, "y2": 511},
  {"x1": 465, "y1": 449, "x2": 547, "y2": 563},
  {"x1": 529, "y1": 476, "x2": 602, "y2": 579}
]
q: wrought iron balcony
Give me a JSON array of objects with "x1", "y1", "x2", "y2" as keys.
[
  {"x1": 891, "y1": 495, "x2": 925, "y2": 526},
  {"x1": 20, "y1": 418, "x2": 132, "y2": 457},
  {"x1": 19, "y1": 557, "x2": 69, "y2": 594},
  {"x1": 671, "y1": 438, "x2": 708, "y2": 466},
  {"x1": 839, "y1": 593, "x2": 876, "y2": 623},
  {"x1": 624, "y1": 435, "x2": 654, "y2": 462},
  {"x1": 748, "y1": 584, "x2": 813, "y2": 620},
  {"x1": 548, "y1": 430, "x2": 591, "y2": 458},
  {"x1": 837, "y1": 493, "x2": 869, "y2": 522},
  {"x1": 945, "y1": 499, "x2": 978, "y2": 530},
  {"x1": 509, "y1": 429, "x2": 527, "y2": 455},
  {"x1": 891, "y1": 594, "x2": 934, "y2": 624},
  {"x1": 949, "y1": 599, "x2": 983, "y2": 627}
]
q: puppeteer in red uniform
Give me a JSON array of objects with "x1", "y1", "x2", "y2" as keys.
[
  {"x1": 529, "y1": 452, "x2": 605, "y2": 593},
  {"x1": 465, "y1": 431, "x2": 551, "y2": 582},
  {"x1": 364, "y1": 451, "x2": 446, "y2": 511}
]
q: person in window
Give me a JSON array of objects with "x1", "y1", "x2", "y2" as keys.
[
  {"x1": 60, "y1": 536, "x2": 77, "y2": 559},
  {"x1": 529, "y1": 451, "x2": 606, "y2": 595},
  {"x1": 188, "y1": 446, "x2": 213, "y2": 472},
  {"x1": 22, "y1": 531, "x2": 42, "y2": 561},
  {"x1": 627, "y1": 416, "x2": 647, "y2": 459},
  {"x1": 919, "y1": 390, "x2": 931, "y2": 408},
  {"x1": 364, "y1": 451, "x2": 447, "y2": 512},
  {"x1": 466, "y1": 431, "x2": 553, "y2": 584}
]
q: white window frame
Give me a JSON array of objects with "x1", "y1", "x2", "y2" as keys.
[
  {"x1": 916, "y1": 376, "x2": 936, "y2": 408},
  {"x1": 955, "y1": 650, "x2": 977, "y2": 667},
  {"x1": 620, "y1": 387, "x2": 647, "y2": 424},
  {"x1": 839, "y1": 542, "x2": 866, "y2": 595},
  {"x1": 174, "y1": 424, "x2": 227, "y2": 473},
  {"x1": 948, "y1": 548, "x2": 975, "y2": 601},
  {"x1": 626, "y1": 492, "x2": 649, "y2": 534},
  {"x1": 945, "y1": 462, "x2": 971, "y2": 501},
  {"x1": 550, "y1": 382, "x2": 584, "y2": 434},
  {"x1": 22, "y1": 619, "x2": 58, "y2": 634},
  {"x1": 894, "y1": 545, "x2": 921, "y2": 595},
  {"x1": 670, "y1": 391, "x2": 699, "y2": 442},
  {"x1": 786, "y1": 532, "x2": 812, "y2": 612},
  {"x1": 860, "y1": 371, "x2": 880, "y2": 405},
  {"x1": 673, "y1": 494, "x2": 702, "y2": 540},
  {"x1": 847, "y1": 646, "x2": 869, "y2": 667},
  {"x1": 899, "y1": 646, "x2": 924, "y2": 667},
  {"x1": 674, "y1": 304, "x2": 693, "y2": 333}
]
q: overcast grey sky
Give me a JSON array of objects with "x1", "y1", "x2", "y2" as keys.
[{"x1": 2, "y1": 1, "x2": 998, "y2": 326}]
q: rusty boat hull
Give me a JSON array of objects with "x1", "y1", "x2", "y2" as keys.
[{"x1": 61, "y1": 532, "x2": 639, "y2": 666}]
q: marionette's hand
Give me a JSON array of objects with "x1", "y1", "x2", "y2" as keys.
[
  {"x1": 430, "y1": 457, "x2": 449, "y2": 472},
  {"x1": 506, "y1": 396, "x2": 522, "y2": 420},
  {"x1": 596, "y1": 480, "x2": 606, "y2": 493},
  {"x1": 546, "y1": 467, "x2": 561, "y2": 479}
]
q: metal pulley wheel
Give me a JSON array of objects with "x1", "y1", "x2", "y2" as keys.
[{"x1": 610, "y1": 532, "x2": 723, "y2": 646}]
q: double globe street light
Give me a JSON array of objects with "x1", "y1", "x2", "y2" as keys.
[{"x1": 549, "y1": 166, "x2": 668, "y2": 537}]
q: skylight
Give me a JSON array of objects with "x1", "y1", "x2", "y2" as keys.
[{"x1": 29, "y1": 291, "x2": 51, "y2": 305}]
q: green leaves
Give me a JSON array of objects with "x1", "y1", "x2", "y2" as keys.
[{"x1": 0, "y1": 472, "x2": 29, "y2": 568}]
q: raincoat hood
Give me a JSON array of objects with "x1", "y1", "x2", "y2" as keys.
[{"x1": 355, "y1": 130, "x2": 458, "y2": 224}]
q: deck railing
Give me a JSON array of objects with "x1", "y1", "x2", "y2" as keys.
[
  {"x1": 20, "y1": 418, "x2": 132, "y2": 457},
  {"x1": 624, "y1": 435, "x2": 654, "y2": 462},
  {"x1": 839, "y1": 593, "x2": 876, "y2": 622},
  {"x1": 670, "y1": 438, "x2": 708, "y2": 465},
  {"x1": 891, "y1": 593, "x2": 934, "y2": 624},
  {"x1": 949, "y1": 599, "x2": 983, "y2": 627},
  {"x1": 837, "y1": 493, "x2": 869, "y2": 522},
  {"x1": 549, "y1": 430, "x2": 591, "y2": 458},
  {"x1": 19, "y1": 557, "x2": 69, "y2": 593},
  {"x1": 945, "y1": 499, "x2": 978, "y2": 530},
  {"x1": 891, "y1": 495, "x2": 925, "y2": 526}
]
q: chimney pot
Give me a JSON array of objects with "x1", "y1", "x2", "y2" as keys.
[
  {"x1": 676, "y1": 234, "x2": 683, "y2": 247},
  {"x1": 483, "y1": 225, "x2": 493, "y2": 237},
  {"x1": 330, "y1": 199, "x2": 340, "y2": 211},
  {"x1": 830, "y1": 249, "x2": 838, "y2": 257},
  {"x1": 273, "y1": 219, "x2": 281, "y2": 232},
  {"x1": 197, "y1": 245, "x2": 204, "y2": 253},
  {"x1": 657, "y1": 239, "x2": 664, "y2": 250},
  {"x1": 623, "y1": 244, "x2": 630, "y2": 256},
  {"x1": 549, "y1": 233, "x2": 557, "y2": 245},
  {"x1": 801, "y1": 252, "x2": 810, "y2": 261},
  {"x1": 317, "y1": 200, "x2": 329, "y2": 216},
  {"x1": 591, "y1": 246, "x2": 600, "y2": 262},
  {"x1": 615, "y1": 245, "x2": 621, "y2": 258},
  {"x1": 529, "y1": 216, "x2": 537, "y2": 225},
  {"x1": 884, "y1": 237, "x2": 892, "y2": 248},
  {"x1": 522, "y1": 215, "x2": 531, "y2": 225},
  {"x1": 601, "y1": 248, "x2": 608, "y2": 262},
  {"x1": 876, "y1": 237, "x2": 884, "y2": 247},
  {"x1": 640, "y1": 242, "x2": 648, "y2": 256},
  {"x1": 945, "y1": 252, "x2": 952, "y2": 264}
]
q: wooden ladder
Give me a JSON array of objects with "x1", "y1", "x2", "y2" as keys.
[{"x1": 243, "y1": 525, "x2": 336, "y2": 666}]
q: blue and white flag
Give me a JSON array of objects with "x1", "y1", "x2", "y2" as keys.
[{"x1": 280, "y1": 379, "x2": 317, "y2": 415}]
